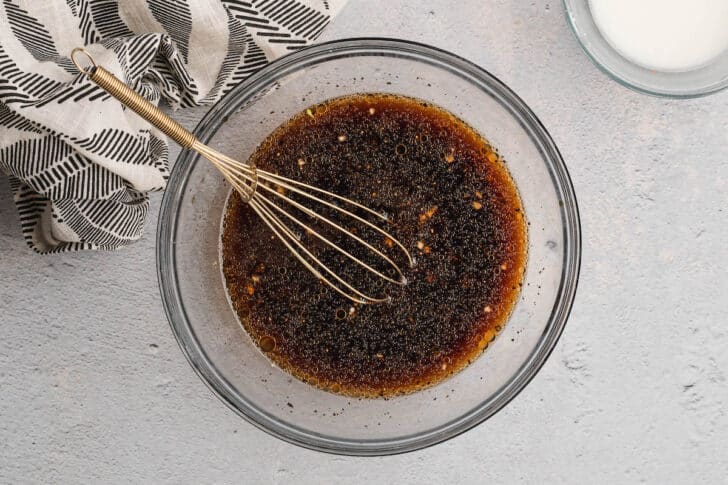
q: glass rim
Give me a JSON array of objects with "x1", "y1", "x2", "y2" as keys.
[
  {"x1": 562, "y1": 0, "x2": 728, "y2": 99},
  {"x1": 157, "y1": 37, "x2": 582, "y2": 456}
]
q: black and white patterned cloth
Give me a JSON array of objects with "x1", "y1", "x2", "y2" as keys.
[{"x1": 0, "y1": 0, "x2": 344, "y2": 252}]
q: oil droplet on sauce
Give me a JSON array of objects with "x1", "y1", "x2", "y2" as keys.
[{"x1": 259, "y1": 335, "x2": 276, "y2": 352}]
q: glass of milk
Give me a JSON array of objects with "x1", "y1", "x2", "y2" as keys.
[{"x1": 563, "y1": 0, "x2": 728, "y2": 97}]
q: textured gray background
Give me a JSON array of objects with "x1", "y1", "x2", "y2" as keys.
[{"x1": 2, "y1": 0, "x2": 728, "y2": 483}]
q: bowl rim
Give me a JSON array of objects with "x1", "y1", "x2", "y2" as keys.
[
  {"x1": 562, "y1": 0, "x2": 728, "y2": 99},
  {"x1": 157, "y1": 37, "x2": 582, "y2": 456}
]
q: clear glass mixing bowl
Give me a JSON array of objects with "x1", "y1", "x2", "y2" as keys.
[
  {"x1": 563, "y1": 0, "x2": 728, "y2": 98},
  {"x1": 157, "y1": 38, "x2": 581, "y2": 455}
]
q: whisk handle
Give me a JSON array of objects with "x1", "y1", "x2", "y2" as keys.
[{"x1": 70, "y1": 47, "x2": 196, "y2": 149}]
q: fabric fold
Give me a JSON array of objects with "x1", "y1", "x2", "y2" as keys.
[{"x1": 0, "y1": 0, "x2": 344, "y2": 252}]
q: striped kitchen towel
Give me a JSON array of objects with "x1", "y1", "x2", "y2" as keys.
[{"x1": 0, "y1": 0, "x2": 345, "y2": 252}]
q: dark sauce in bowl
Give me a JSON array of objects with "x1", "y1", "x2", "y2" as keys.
[{"x1": 221, "y1": 94, "x2": 527, "y2": 397}]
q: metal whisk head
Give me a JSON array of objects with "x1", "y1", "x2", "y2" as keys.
[
  {"x1": 194, "y1": 141, "x2": 413, "y2": 304},
  {"x1": 70, "y1": 47, "x2": 412, "y2": 304}
]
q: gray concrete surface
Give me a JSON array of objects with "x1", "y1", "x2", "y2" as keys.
[{"x1": 2, "y1": 0, "x2": 728, "y2": 483}]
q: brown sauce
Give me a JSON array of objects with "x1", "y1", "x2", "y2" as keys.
[{"x1": 221, "y1": 93, "x2": 527, "y2": 397}]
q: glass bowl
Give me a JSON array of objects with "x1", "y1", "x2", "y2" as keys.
[
  {"x1": 563, "y1": 0, "x2": 728, "y2": 98},
  {"x1": 157, "y1": 38, "x2": 581, "y2": 455}
]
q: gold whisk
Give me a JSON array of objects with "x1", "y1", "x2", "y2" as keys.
[{"x1": 71, "y1": 48, "x2": 412, "y2": 304}]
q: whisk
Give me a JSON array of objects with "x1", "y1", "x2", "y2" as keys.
[{"x1": 71, "y1": 48, "x2": 412, "y2": 304}]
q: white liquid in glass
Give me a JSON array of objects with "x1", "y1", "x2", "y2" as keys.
[{"x1": 589, "y1": 0, "x2": 728, "y2": 71}]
